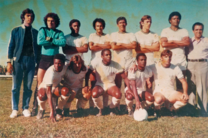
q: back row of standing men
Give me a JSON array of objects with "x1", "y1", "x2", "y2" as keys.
[{"x1": 7, "y1": 8, "x2": 208, "y2": 121}]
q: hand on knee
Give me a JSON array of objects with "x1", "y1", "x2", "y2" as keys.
[
  {"x1": 38, "y1": 89, "x2": 47, "y2": 101},
  {"x1": 125, "y1": 93, "x2": 134, "y2": 101},
  {"x1": 61, "y1": 87, "x2": 69, "y2": 96},
  {"x1": 115, "y1": 92, "x2": 122, "y2": 99}
]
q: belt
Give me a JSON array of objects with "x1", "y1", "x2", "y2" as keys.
[{"x1": 188, "y1": 59, "x2": 207, "y2": 62}]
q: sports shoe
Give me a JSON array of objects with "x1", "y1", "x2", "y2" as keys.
[
  {"x1": 128, "y1": 110, "x2": 134, "y2": 117},
  {"x1": 154, "y1": 110, "x2": 161, "y2": 118},
  {"x1": 31, "y1": 107, "x2": 38, "y2": 116},
  {"x1": 56, "y1": 108, "x2": 63, "y2": 120},
  {"x1": 22, "y1": 109, "x2": 31, "y2": 117},
  {"x1": 36, "y1": 110, "x2": 45, "y2": 119},
  {"x1": 63, "y1": 108, "x2": 70, "y2": 117},
  {"x1": 10, "y1": 110, "x2": 18, "y2": 118}
]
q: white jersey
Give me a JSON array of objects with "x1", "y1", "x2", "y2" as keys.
[
  {"x1": 89, "y1": 33, "x2": 110, "y2": 61},
  {"x1": 160, "y1": 27, "x2": 189, "y2": 65},
  {"x1": 39, "y1": 65, "x2": 68, "y2": 91},
  {"x1": 65, "y1": 34, "x2": 88, "y2": 61},
  {"x1": 148, "y1": 63, "x2": 184, "y2": 91},
  {"x1": 111, "y1": 32, "x2": 136, "y2": 63},
  {"x1": 90, "y1": 59, "x2": 123, "y2": 90},
  {"x1": 63, "y1": 67, "x2": 88, "y2": 92},
  {"x1": 128, "y1": 67, "x2": 153, "y2": 92},
  {"x1": 135, "y1": 31, "x2": 159, "y2": 65}
]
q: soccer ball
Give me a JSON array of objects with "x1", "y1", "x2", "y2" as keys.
[{"x1": 133, "y1": 108, "x2": 148, "y2": 121}]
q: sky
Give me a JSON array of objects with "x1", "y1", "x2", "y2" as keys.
[{"x1": 0, "y1": 0, "x2": 208, "y2": 66}]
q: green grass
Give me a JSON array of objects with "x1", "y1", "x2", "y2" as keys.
[{"x1": 0, "y1": 78, "x2": 208, "y2": 138}]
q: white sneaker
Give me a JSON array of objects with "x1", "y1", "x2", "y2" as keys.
[
  {"x1": 10, "y1": 110, "x2": 18, "y2": 118},
  {"x1": 22, "y1": 109, "x2": 31, "y2": 117}
]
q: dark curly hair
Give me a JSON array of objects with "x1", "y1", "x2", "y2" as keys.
[
  {"x1": 68, "y1": 55, "x2": 86, "y2": 71},
  {"x1": 168, "y1": 11, "x2": 181, "y2": 24},
  {"x1": 93, "y1": 18, "x2": 105, "y2": 30},
  {"x1": 69, "y1": 19, "x2": 81, "y2": 27},
  {"x1": 116, "y1": 16, "x2": 127, "y2": 24},
  {"x1": 44, "y1": 13, "x2": 60, "y2": 28},
  {"x1": 20, "y1": 8, "x2": 35, "y2": 24}
]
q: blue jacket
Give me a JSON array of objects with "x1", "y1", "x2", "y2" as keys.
[
  {"x1": 37, "y1": 27, "x2": 66, "y2": 56},
  {"x1": 7, "y1": 24, "x2": 39, "y2": 63}
]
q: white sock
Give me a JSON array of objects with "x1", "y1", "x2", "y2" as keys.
[
  {"x1": 92, "y1": 96, "x2": 103, "y2": 109},
  {"x1": 58, "y1": 95, "x2": 70, "y2": 110},
  {"x1": 110, "y1": 97, "x2": 120, "y2": 109},
  {"x1": 172, "y1": 101, "x2": 187, "y2": 110},
  {"x1": 37, "y1": 97, "x2": 46, "y2": 110},
  {"x1": 125, "y1": 98, "x2": 133, "y2": 112},
  {"x1": 76, "y1": 98, "x2": 88, "y2": 109},
  {"x1": 154, "y1": 102, "x2": 163, "y2": 110},
  {"x1": 146, "y1": 100, "x2": 153, "y2": 105}
]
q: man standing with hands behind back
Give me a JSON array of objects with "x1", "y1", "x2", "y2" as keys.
[
  {"x1": 187, "y1": 22, "x2": 208, "y2": 116},
  {"x1": 7, "y1": 8, "x2": 39, "y2": 118}
]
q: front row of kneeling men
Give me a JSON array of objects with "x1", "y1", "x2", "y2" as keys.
[{"x1": 36, "y1": 49, "x2": 188, "y2": 122}]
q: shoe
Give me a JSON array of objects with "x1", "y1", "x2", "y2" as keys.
[
  {"x1": 63, "y1": 108, "x2": 70, "y2": 117},
  {"x1": 109, "y1": 108, "x2": 116, "y2": 116},
  {"x1": 31, "y1": 107, "x2": 38, "y2": 116},
  {"x1": 22, "y1": 109, "x2": 31, "y2": 117},
  {"x1": 56, "y1": 108, "x2": 63, "y2": 120},
  {"x1": 154, "y1": 110, "x2": 161, "y2": 118},
  {"x1": 128, "y1": 110, "x2": 134, "y2": 117},
  {"x1": 36, "y1": 110, "x2": 45, "y2": 119},
  {"x1": 10, "y1": 110, "x2": 18, "y2": 118}
]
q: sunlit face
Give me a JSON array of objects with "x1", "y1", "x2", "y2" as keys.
[
  {"x1": 54, "y1": 59, "x2": 64, "y2": 72},
  {"x1": 95, "y1": 22, "x2": 104, "y2": 34},
  {"x1": 47, "y1": 17, "x2": 56, "y2": 29},
  {"x1": 72, "y1": 60, "x2": 82, "y2": 72},
  {"x1": 161, "y1": 55, "x2": 171, "y2": 67},
  {"x1": 137, "y1": 56, "x2": 146, "y2": 69},
  {"x1": 117, "y1": 19, "x2": 127, "y2": 32},
  {"x1": 71, "y1": 22, "x2": 80, "y2": 34},
  {"x1": 102, "y1": 50, "x2": 111, "y2": 64},
  {"x1": 141, "y1": 18, "x2": 151, "y2": 30},
  {"x1": 23, "y1": 13, "x2": 34, "y2": 25},
  {"x1": 169, "y1": 15, "x2": 180, "y2": 27},
  {"x1": 193, "y1": 25, "x2": 203, "y2": 39}
]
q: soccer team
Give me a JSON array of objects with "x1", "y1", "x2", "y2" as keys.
[{"x1": 7, "y1": 8, "x2": 208, "y2": 122}]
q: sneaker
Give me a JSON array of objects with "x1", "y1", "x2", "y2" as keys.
[
  {"x1": 36, "y1": 110, "x2": 45, "y2": 119},
  {"x1": 22, "y1": 109, "x2": 31, "y2": 117},
  {"x1": 56, "y1": 108, "x2": 63, "y2": 120},
  {"x1": 128, "y1": 110, "x2": 134, "y2": 117},
  {"x1": 10, "y1": 110, "x2": 18, "y2": 118},
  {"x1": 154, "y1": 110, "x2": 161, "y2": 118},
  {"x1": 63, "y1": 108, "x2": 70, "y2": 117},
  {"x1": 31, "y1": 107, "x2": 38, "y2": 116}
]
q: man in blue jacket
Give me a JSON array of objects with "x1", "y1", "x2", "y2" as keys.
[{"x1": 7, "y1": 8, "x2": 39, "y2": 118}]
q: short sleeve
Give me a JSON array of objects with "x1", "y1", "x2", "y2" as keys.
[
  {"x1": 82, "y1": 37, "x2": 88, "y2": 45},
  {"x1": 175, "y1": 66, "x2": 184, "y2": 80},
  {"x1": 89, "y1": 33, "x2": 94, "y2": 42},
  {"x1": 129, "y1": 33, "x2": 136, "y2": 42},
  {"x1": 113, "y1": 62, "x2": 123, "y2": 74},
  {"x1": 128, "y1": 71, "x2": 136, "y2": 80},
  {"x1": 182, "y1": 29, "x2": 189, "y2": 37},
  {"x1": 45, "y1": 67, "x2": 54, "y2": 86},
  {"x1": 105, "y1": 34, "x2": 110, "y2": 42},
  {"x1": 160, "y1": 29, "x2": 167, "y2": 38}
]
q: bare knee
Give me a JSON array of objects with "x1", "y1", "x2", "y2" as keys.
[
  {"x1": 114, "y1": 92, "x2": 122, "y2": 99},
  {"x1": 61, "y1": 87, "x2": 69, "y2": 96},
  {"x1": 146, "y1": 95, "x2": 154, "y2": 102},
  {"x1": 38, "y1": 88, "x2": 47, "y2": 101},
  {"x1": 154, "y1": 96, "x2": 164, "y2": 104},
  {"x1": 125, "y1": 93, "x2": 134, "y2": 100}
]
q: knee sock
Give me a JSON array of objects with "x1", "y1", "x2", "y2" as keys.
[
  {"x1": 110, "y1": 97, "x2": 120, "y2": 109},
  {"x1": 171, "y1": 101, "x2": 187, "y2": 111},
  {"x1": 92, "y1": 96, "x2": 103, "y2": 109},
  {"x1": 37, "y1": 97, "x2": 46, "y2": 110},
  {"x1": 125, "y1": 98, "x2": 133, "y2": 112},
  {"x1": 58, "y1": 95, "x2": 70, "y2": 110}
]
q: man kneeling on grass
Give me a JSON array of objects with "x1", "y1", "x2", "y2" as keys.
[
  {"x1": 36, "y1": 54, "x2": 69, "y2": 122},
  {"x1": 149, "y1": 49, "x2": 189, "y2": 117},
  {"x1": 56, "y1": 55, "x2": 92, "y2": 119},
  {"x1": 125, "y1": 53, "x2": 154, "y2": 117}
]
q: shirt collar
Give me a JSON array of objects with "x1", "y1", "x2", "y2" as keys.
[
  {"x1": 192, "y1": 36, "x2": 204, "y2": 43},
  {"x1": 21, "y1": 24, "x2": 33, "y2": 30}
]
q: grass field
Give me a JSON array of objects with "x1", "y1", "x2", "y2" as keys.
[{"x1": 0, "y1": 78, "x2": 208, "y2": 138}]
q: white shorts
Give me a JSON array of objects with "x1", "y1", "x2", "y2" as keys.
[
  {"x1": 172, "y1": 60, "x2": 187, "y2": 71},
  {"x1": 153, "y1": 88, "x2": 177, "y2": 99},
  {"x1": 96, "y1": 82, "x2": 116, "y2": 91},
  {"x1": 119, "y1": 58, "x2": 134, "y2": 72},
  {"x1": 124, "y1": 87, "x2": 143, "y2": 95}
]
